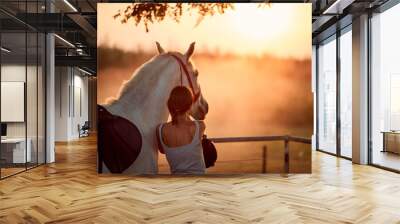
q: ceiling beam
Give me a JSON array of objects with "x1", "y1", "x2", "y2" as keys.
[
  {"x1": 55, "y1": 55, "x2": 96, "y2": 72},
  {"x1": 12, "y1": 13, "x2": 82, "y2": 32},
  {"x1": 67, "y1": 13, "x2": 97, "y2": 39},
  {"x1": 322, "y1": 0, "x2": 356, "y2": 14},
  {"x1": 312, "y1": 15, "x2": 335, "y2": 33}
]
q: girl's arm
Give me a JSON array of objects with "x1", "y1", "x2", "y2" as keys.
[
  {"x1": 198, "y1": 121, "x2": 206, "y2": 138},
  {"x1": 155, "y1": 124, "x2": 165, "y2": 154}
]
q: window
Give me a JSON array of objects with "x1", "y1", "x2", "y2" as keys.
[
  {"x1": 339, "y1": 28, "x2": 352, "y2": 158},
  {"x1": 370, "y1": 3, "x2": 400, "y2": 171},
  {"x1": 317, "y1": 36, "x2": 337, "y2": 154}
]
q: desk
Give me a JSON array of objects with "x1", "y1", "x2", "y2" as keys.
[
  {"x1": 1, "y1": 138, "x2": 31, "y2": 163},
  {"x1": 382, "y1": 131, "x2": 400, "y2": 155}
]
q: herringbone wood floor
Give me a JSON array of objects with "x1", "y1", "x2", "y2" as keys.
[{"x1": 1, "y1": 135, "x2": 400, "y2": 224}]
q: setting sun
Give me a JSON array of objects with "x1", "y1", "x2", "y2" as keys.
[
  {"x1": 98, "y1": 3, "x2": 310, "y2": 59},
  {"x1": 230, "y1": 4, "x2": 294, "y2": 41}
]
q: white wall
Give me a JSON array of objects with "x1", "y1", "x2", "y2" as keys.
[
  {"x1": 1, "y1": 65, "x2": 27, "y2": 140},
  {"x1": 55, "y1": 67, "x2": 89, "y2": 141},
  {"x1": 55, "y1": 67, "x2": 70, "y2": 141},
  {"x1": 1, "y1": 65, "x2": 37, "y2": 137},
  {"x1": 72, "y1": 73, "x2": 89, "y2": 138},
  {"x1": 1, "y1": 64, "x2": 46, "y2": 164}
]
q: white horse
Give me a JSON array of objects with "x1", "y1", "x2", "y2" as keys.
[{"x1": 100, "y1": 42, "x2": 209, "y2": 174}]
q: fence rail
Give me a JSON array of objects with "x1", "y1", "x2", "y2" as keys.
[{"x1": 208, "y1": 135, "x2": 311, "y2": 173}]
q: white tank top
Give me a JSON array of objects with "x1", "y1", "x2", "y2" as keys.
[{"x1": 158, "y1": 121, "x2": 206, "y2": 174}]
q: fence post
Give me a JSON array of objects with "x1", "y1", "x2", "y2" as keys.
[
  {"x1": 284, "y1": 136, "x2": 289, "y2": 173},
  {"x1": 262, "y1": 145, "x2": 267, "y2": 173}
]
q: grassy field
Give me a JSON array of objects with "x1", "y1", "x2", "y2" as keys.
[{"x1": 158, "y1": 141, "x2": 311, "y2": 174}]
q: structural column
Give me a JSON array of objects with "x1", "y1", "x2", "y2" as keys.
[
  {"x1": 46, "y1": 0, "x2": 55, "y2": 163},
  {"x1": 352, "y1": 14, "x2": 369, "y2": 164},
  {"x1": 46, "y1": 33, "x2": 55, "y2": 163}
]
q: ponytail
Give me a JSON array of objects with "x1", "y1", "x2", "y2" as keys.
[{"x1": 170, "y1": 110, "x2": 179, "y2": 125}]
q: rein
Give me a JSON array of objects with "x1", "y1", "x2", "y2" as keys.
[{"x1": 169, "y1": 54, "x2": 201, "y2": 102}]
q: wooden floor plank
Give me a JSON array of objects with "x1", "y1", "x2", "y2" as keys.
[{"x1": 0, "y1": 135, "x2": 399, "y2": 223}]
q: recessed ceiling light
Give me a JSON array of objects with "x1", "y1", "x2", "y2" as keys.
[
  {"x1": 323, "y1": 0, "x2": 355, "y2": 15},
  {"x1": 77, "y1": 67, "x2": 93, "y2": 76},
  {"x1": 63, "y1": 0, "x2": 78, "y2": 12},
  {"x1": 1, "y1": 47, "x2": 11, "y2": 53},
  {"x1": 54, "y1": 34, "x2": 75, "y2": 48}
]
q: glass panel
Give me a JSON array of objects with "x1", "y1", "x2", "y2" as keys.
[
  {"x1": 26, "y1": 0, "x2": 39, "y2": 169},
  {"x1": 317, "y1": 37, "x2": 337, "y2": 154},
  {"x1": 339, "y1": 29, "x2": 352, "y2": 158},
  {"x1": 27, "y1": 31, "x2": 38, "y2": 169},
  {"x1": 1, "y1": 31, "x2": 28, "y2": 177},
  {"x1": 371, "y1": 4, "x2": 400, "y2": 171},
  {"x1": 38, "y1": 32, "x2": 45, "y2": 165},
  {"x1": 0, "y1": 1, "x2": 46, "y2": 178}
]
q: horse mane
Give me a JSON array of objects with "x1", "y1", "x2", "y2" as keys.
[{"x1": 105, "y1": 53, "x2": 176, "y2": 105}]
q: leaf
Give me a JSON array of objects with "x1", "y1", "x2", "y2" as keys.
[{"x1": 113, "y1": 3, "x2": 248, "y2": 32}]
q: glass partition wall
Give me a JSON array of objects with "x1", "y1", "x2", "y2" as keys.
[
  {"x1": 0, "y1": 31, "x2": 27, "y2": 177},
  {"x1": 0, "y1": 2, "x2": 46, "y2": 179}
]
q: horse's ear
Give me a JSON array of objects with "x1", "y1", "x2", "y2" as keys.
[
  {"x1": 156, "y1": 42, "x2": 165, "y2": 54},
  {"x1": 184, "y1": 42, "x2": 195, "y2": 60}
]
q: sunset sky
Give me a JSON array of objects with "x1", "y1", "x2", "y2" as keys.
[{"x1": 98, "y1": 3, "x2": 311, "y2": 59}]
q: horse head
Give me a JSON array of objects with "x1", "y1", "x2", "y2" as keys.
[{"x1": 156, "y1": 42, "x2": 209, "y2": 120}]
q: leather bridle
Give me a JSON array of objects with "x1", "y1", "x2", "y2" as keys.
[{"x1": 170, "y1": 54, "x2": 201, "y2": 102}]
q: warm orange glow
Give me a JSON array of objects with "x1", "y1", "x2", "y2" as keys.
[
  {"x1": 229, "y1": 4, "x2": 293, "y2": 42},
  {"x1": 97, "y1": 4, "x2": 313, "y2": 171},
  {"x1": 98, "y1": 3, "x2": 311, "y2": 59}
]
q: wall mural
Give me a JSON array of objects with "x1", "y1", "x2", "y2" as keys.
[{"x1": 97, "y1": 3, "x2": 312, "y2": 174}]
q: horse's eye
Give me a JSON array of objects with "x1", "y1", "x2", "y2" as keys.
[{"x1": 194, "y1": 71, "x2": 199, "y2": 77}]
